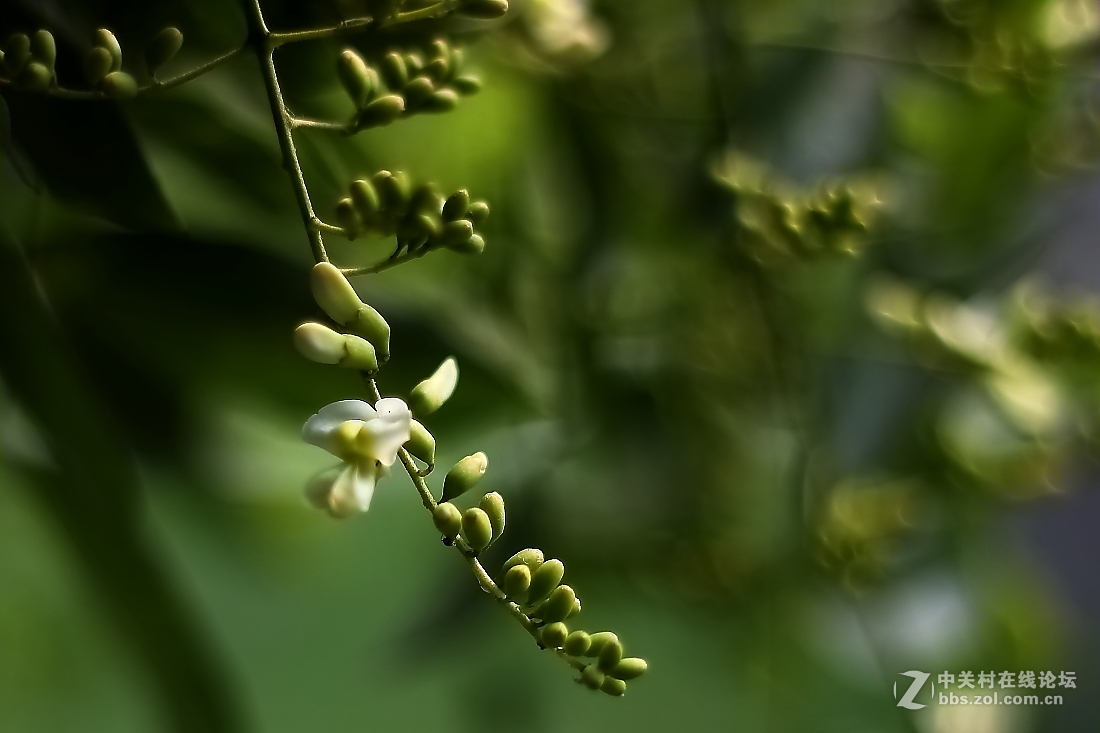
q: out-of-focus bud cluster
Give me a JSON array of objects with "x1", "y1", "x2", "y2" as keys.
[
  {"x1": 815, "y1": 477, "x2": 923, "y2": 585},
  {"x1": 0, "y1": 30, "x2": 57, "y2": 92},
  {"x1": 295, "y1": 263, "x2": 391, "y2": 369},
  {"x1": 1, "y1": 26, "x2": 184, "y2": 98},
  {"x1": 863, "y1": 276, "x2": 1100, "y2": 500},
  {"x1": 712, "y1": 151, "x2": 881, "y2": 265},
  {"x1": 337, "y1": 39, "x2": 482, "y2": 131},
  {"x1": 513, "y1": 0, "x2": 610, "y2": 66},
  {"x1": 334, "y1": 170, "x2": 489, "y2": 255}
]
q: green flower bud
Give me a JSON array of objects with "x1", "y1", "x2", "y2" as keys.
[
  {"x1": 541, "y1": 622, "x2": 568, "y2": 649},
  {"x1": 18, "y1": 62, "x2": 51, "y2": 92},
  {"x1": 442, "y1": 190, "x2": 470, "y2": 222},
  {"x1": 503, "y1": 548, "x2": 544, "y2": 574},
  {"x1": 527, "y1": 559, "x2": 565, "y2": 605},
  {"x1": 502, "y1": 564, "x2": 531, "y2": 601},
  {"x1": 429, "y1": 39, "x2": 451, "y2": 63},
  {"x1": 611, "y1": 658, "x2": 647, "y2": 681},
  {"x1": 337, "y1": 48, "x2": 376, "y2": 108},
  {"x1": 597, "y1": 637, "x2": 623, "y2": 673},
  {"x1": 405, "y1": 420, "x2": 436, "y2": 464},
  {"x1": 580, "y1": 664, "x2": 604, "y2": 690},
  {"x1": 409, "y1": 357, "x2": 459, "y2": 416},
  {"x1": 409, "y1": 182, "x2": 443, "y2": 214},
  {"x1": 539, "y1": 584, "x2": 577, "y2": 624},
  {"x1": 432, "y1": 502, "x2": 462, "y2": 541},
  {"x1": 421, "y1": 89, "x2": 459, "y2": 113},
  {"x1": 334, "y1": 198, "x2": 360, "y2": 238},
  {"x1": 564, "y1": 630, "x2": 591, "y2": 657},
  {"x1": 354, "y1": 94, "x2": 405, "y2": 129},
  {"x1": 404, "y1": 52, "x2": 424, "y2": 74},
  {"x1": 402, "y1": 76, "x2": 435, "y2": 109},
  {"x1": 424, "y1": 57, "x2": 449, "y2": 82},
  {"x1": 145, "y1": 27, "x2": 183, "y2": 74},
  {"x1": 462, "y1": 507, "x2": 493, "y2": 553},
  {"x1": 350, "y1": 178, "x2": 381, "y2": 220},
  {"x1": 440, "y1": 451, "x2": 487, "y2": 502},
  {"x1": 311, "y1": 262, "x2": 361, "y2": 324},
  {"x1": 459, "y1": 0, "x2": 509, "y2": 19},
  {"x1": 600, "y1": 677, "x2": 627, "y2": 697},
  {"x1": 375, "y1": 170, "x2": 411, "y2": 213},
  {"x1": 584, "y1": 632, "x2": 619, "y2": 658},
  {"x1": 101, "y1": 71, "x2": 138, "y2": 100},
  {"x1": 449, "y1": 233, "x2": 485, "y2": 255},
  {"x1": 94, "y1": 29, "x2": 123, "y2": 72},
  {"x1": 5, "y1": 34, "x2": 30, "y2": 75},
  {"x1": 478, "y1": 491, "x2": 505, "y2": 542},
  {"x1": 379, "y1": 51, "x2": 408, "y2": 89},
  {"x1": 30, "y1": 30, "x2": 56, "y2": 70},
  {"x1": 293, "y1": 322, "x2": 378, "y2": 371},
  {"x1": 465, "y1": 200, "x2": 490, "y2": 224},
  {"x1": 451, "y1": 76, "x2": 482, "y2": 95},
  {"x1": 85, "y1": 46, "x2": 113, "y2": 84},
  {"x1": 439, "y1": 219, "x2": 475, "y2": 248}
]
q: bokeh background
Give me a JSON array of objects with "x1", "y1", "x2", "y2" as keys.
[{"x1": 2, "y1": 0, "x2": 1099, "y2": 731}]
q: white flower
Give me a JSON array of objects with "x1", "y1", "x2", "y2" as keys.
[{"x1": 302, "y1": 398, "x2": 411, "y2": 517}]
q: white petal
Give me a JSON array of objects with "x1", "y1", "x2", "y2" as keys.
[
  {"x1": 328, "y1": 462, "x2": 379, "y2": 516},
  {"x1": 356, "y1": 410, "x2": 411, "y2": 467},
  {"x1": 303, "y1": 400, "x2": 377, "y2": 449},
  {"x1": 374, "y1": 397, "x2": 411, "y2": 423}
]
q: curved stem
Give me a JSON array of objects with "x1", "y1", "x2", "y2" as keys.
[
  {"x1": 241, "y1": 0, "x2": 329, "y2": 263},
  {"x1": 290, "y1": 116, "x2": 351, "y2": 134},
  {"x1": 0, "y1": 46, "x2": 247, "y2": 100},
  {"x1": 388, "y1": 1, "x2": 464, "y2": 25},
  {"x1": 269, "y1": 17, "x2": 374, "y2": 47}
]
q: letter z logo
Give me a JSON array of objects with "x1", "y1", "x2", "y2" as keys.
[{"x1": 894, "y1": 671, "x2": 934, "y2": 710}]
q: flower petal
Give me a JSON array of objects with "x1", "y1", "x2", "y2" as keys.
[
  {"x1": 356, "y1": 409, "x2": 411, "y2": 467},
  {"x1": 374, "y1": 397, "x2": 411, "y2": 423},
  {"x1": 303, "y1": 400, "x2": 377, "y2": 450},
  {"x1": 328, "y1": 462, "x2": 379, "y2": 516}
]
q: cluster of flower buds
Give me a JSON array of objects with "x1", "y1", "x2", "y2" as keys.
[
  {"x1": 294, "y1": 262, "x2": 392, "y2": 369},
  {"x1": 503, "y1": 549, "x2": 647, "y2": 696},
  {"x1": 337, "y1": 38, "x2": 483, "y2": 131},
  {"x1": 712, "y1": 151, "x2": 880, "y2": 263},
  {"x1": 334, "y1": 170, "x2": 489, "y2": 254},
  {"x1": 0, "y1": 30, "x2": 56, "y2": 91},
  {"x1": 1, "y1": 26, "x2": 184, "y2": 99}
]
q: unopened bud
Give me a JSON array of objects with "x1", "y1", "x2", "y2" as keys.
[
  {"x1": 335, "y1": 198, "x2": 360, "y2": 238},
  {"x1": 600, "y1": 677, "x2": 627, "y2": 697},
  {"x1": 451, "y1": 76, "x2": 482, "y2": 96},
  {"x1": 449, "y1": 233, "x2": 485, "y2": 255},
  {"x1": 375, "y1": 170, "x2": 411, "y2": 213},
  {"x1": 439, "y1": 219, "x2": 474, "y2": 248},
  {"x1": 101, "y1": 71, "x2": 138, "y2": 100},
  {"x1": 502, "y1": 564, "x2": 531, "y2": 601},
  {"x1": 85, "y1": 46, "x2": 113, "y2": 84},
  {"x1": 584, "y1": 632, "x2": 619, "y2": 658},
  {"x1": 380, "y1": 51, "x2": 408, "y2": 89},
  {"x1": 402, "y1": 76, "x2": 435, "y2": 109},
  {"x1": 354, "y1": 94, "x2": 404, "y2": 129},
  {"x1": 611, "y1": 658, "x2": 647, "y2": 681},
  {"x1": 597, "y1": 637, "x2": 623, "y2": 673},
  {"x1": 350, "y1": 178, "x2": 381, "y2": 220},
  {"x1": 94, "y1": 29, "x2": 123, "y2": 72},
  {"x1": 422, "y1": 89, "x2": 459, "y2": 113},
  {"x1": 465, "y1": 201, "x2": 490, "y2": 224},
  {"x1": 540, "y1": 584, "x2": 577, "y2": 624},
  {"x1": 440, "y1": 451, "x2": 487, "y2": 502},
  {"x1": 432, "y1": 502, "x2": 462, "y2": 541},
  {"x1": 19, "y1": 62, "x2": 51, "y2": 91},
  {"x1": 541, "y1": 622, "x2": 568, "y2": 649},
  {"x1": 404, "y1": 420, "x2": 436, "y2": 464},
  {"x1": 462, "y1": 507, "x2": 493, "y2": 553},
  {"x1": 459, "y1": 0, "x2": 509, "y2": 19},
  {"x1": 337, "y1": 48, "x2": 376, "y2": 108},
  {"x1": 30, "y1": 30, "x2": 56, "y2": 70},
  {"x1": 409, "y1": 357, "x2": 459, "y2": 415},
  {"x1": 564, "y1": 630, "x2": 591, "y2": 656},
  {"x1": 527, "y1": 559, "x2": 565, "y2": 605},
  {"x1": 442, "y1": 190, "x2": 470, "y2": 222},
  {"x1": 310, "y1": 263, "x2": 391, "y2": 358},
  {"x1": 503, "y1": 548, "x2": 544, "y2": 574},
  {"x1": 4, "y1": 34, "x2": 30, "y2": 75},
  {"x1": 293, "y1": 322, "x2": 378, "y2": 371},
  {"x1": 145, "y1": 27, "x2": 183, "y2": 74},
  {"x1": 478, "y1": 491, "x2": 505, "y2": 542},
  {"x1": 580, "y1": 664, "x2": 604, "y2": 690}
]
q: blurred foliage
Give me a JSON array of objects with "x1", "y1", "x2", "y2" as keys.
[{"x1": 2, "y1": 0, "x2": 1100, "y2": 731}]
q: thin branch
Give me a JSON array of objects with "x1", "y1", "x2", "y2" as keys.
[
  {"x1": 269, "y1": 17, "x2": 374, "y2": 47},
  {"x1": 241, "y1": 0, "x2": 330, "y2": 263},
  {"x1": 387, "y1": 1, "x2": 464, "y2": 26},
  {"x1": 0, "y1": 45, "x2": 247, "y2": 101},
  {"x1": 290, "y1": 116, "x2": 351, "y2": 133},
  {"x1": 340, "y1": 247, "x2": 432, "y2": 276}
]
